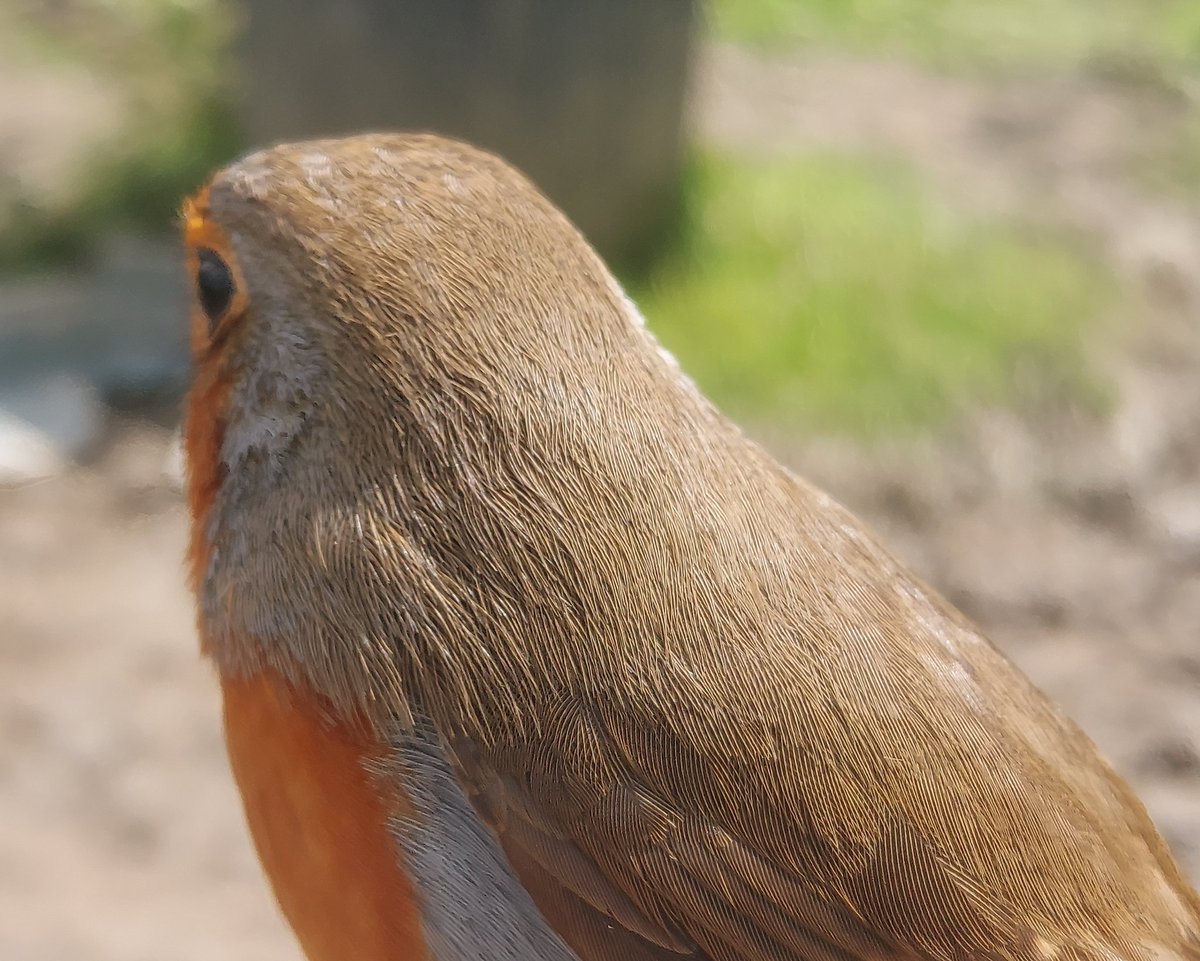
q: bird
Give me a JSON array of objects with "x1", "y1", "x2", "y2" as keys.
[{"x1": 181, "y1": 132, "x2": 1200, "y2": 961}]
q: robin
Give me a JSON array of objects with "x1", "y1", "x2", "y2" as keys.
[{"x1": 182, "y1": 133, "x2": 1200, "y2": 961}]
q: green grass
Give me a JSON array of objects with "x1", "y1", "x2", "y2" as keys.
[
  {"x1": 0, "y1": 0, "x2": 240, "y2": 271},
  {"x1": 708, "y1": 0, "x2": 1200, "y2": 74},
  {"x1": 630, "y1": 153, "x2": 1112, "y2": 435}
]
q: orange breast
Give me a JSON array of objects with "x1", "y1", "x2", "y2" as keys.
[{"x1": 221, "y1": 670, "x2": 430, "y2": 961}]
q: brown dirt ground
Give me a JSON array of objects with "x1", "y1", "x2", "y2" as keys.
[{"x1": 1, "y1": 41, "x2": 1198, "y2": 961}]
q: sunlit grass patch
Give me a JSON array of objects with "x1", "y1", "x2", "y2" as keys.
[
  {"x1": 707, "y1": 0, "x2": 1200, "y2": 76},
  {"x1": 630, "y1": 152, "x2": 1113, "y2": 435}
]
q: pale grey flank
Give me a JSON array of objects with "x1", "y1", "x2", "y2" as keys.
[{"x1": 380, "y1": 720, "x2": 582, "y2": 961}]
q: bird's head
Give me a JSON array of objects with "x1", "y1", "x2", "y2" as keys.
[{"x1": 180, "y1": 133, "x2": 721, "y2": 708}]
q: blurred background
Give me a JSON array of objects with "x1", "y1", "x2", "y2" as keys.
[{"x1": 2, "y1": 1, "x2": 1199, "y2": 958}]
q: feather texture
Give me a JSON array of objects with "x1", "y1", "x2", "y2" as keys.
[{"x1": 183, "y1": 134, "x2": 1200, "y2": 961}]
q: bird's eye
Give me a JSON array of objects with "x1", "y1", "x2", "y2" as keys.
[{"x1": 196, "y1": 247, "x2": 236, "y2": 329}]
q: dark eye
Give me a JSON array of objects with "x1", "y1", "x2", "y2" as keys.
[{"x1": 196, "y1": 247, "x2": 235, "y2": 328}]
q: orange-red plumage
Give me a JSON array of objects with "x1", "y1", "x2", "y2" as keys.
[
  {"x1": 181, "y1": 188, "x2": 234, "y2": 613},
  {"x1": 222, "y1": 670, "x2": 430, "y2": 961}
]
